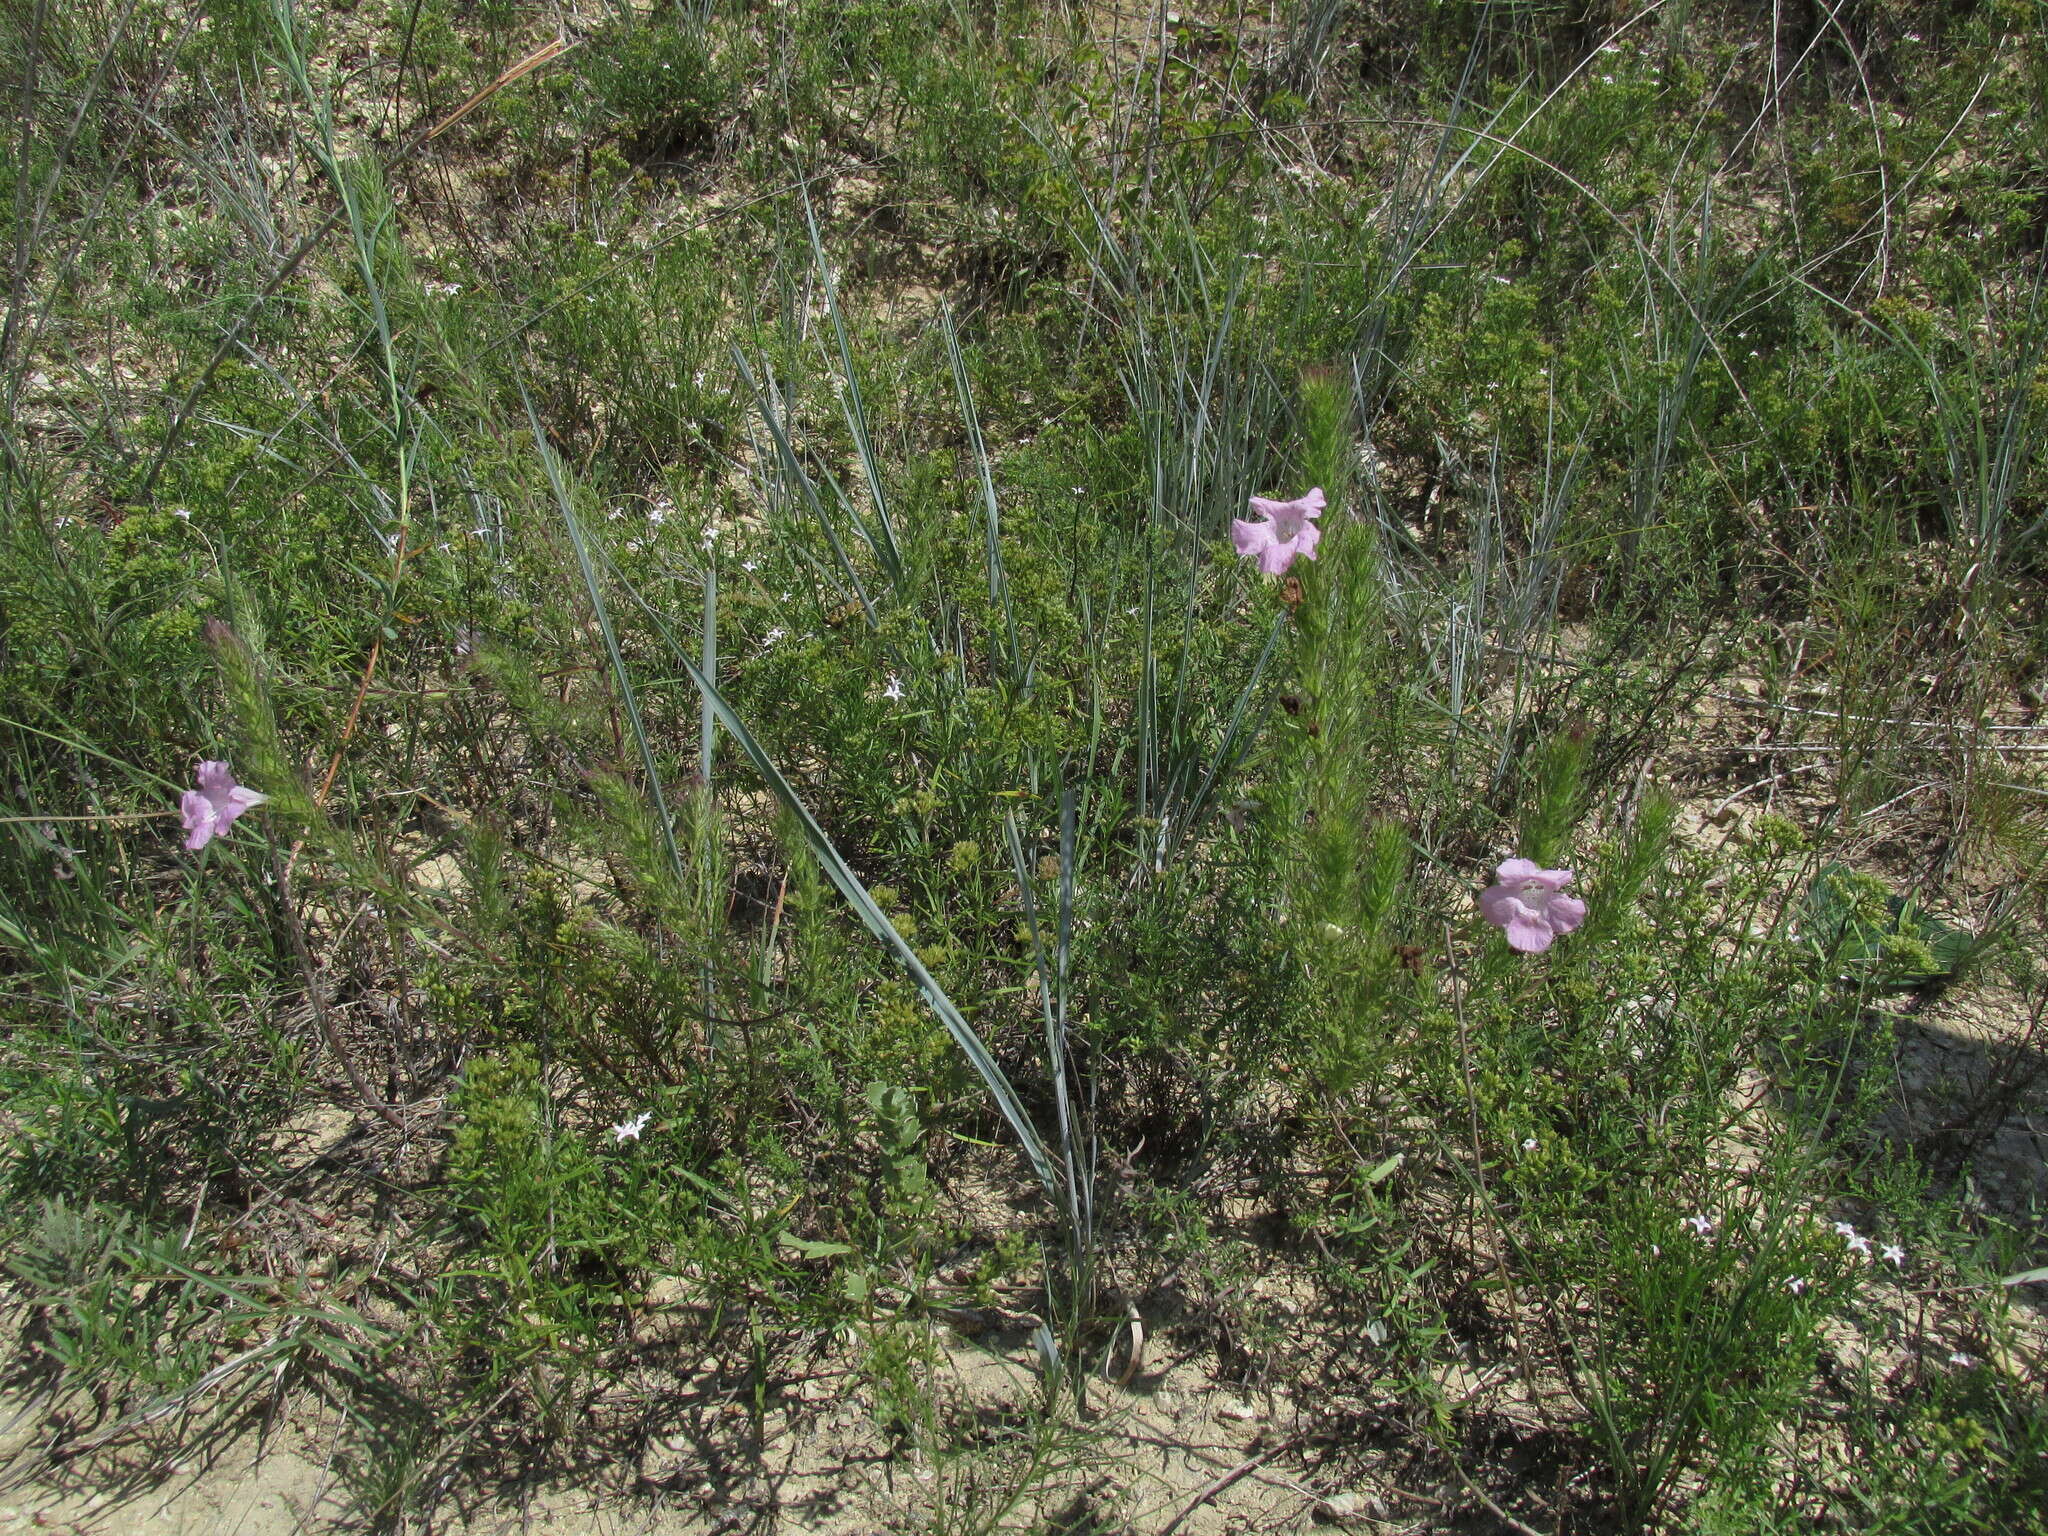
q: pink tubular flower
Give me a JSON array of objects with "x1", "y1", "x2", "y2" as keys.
[
  {"x1": 1232, "y1": 487, "x2": 1325, "y2": 575},
  {"x1": 181, "y1": 761, "x2": 267, "y2": 851},
  {"x1": 1478, "y1": 858, "x2": 1587, "y2": 954}
]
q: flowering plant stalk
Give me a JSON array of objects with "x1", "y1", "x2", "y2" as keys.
[{"x1": 1265, "y1": 370, "x2": 1414, "y2": 1091}]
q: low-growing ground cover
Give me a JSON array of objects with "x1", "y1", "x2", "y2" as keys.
[{"x1": 0, "y1": 1, "x2": 2044, "y2": 1531}]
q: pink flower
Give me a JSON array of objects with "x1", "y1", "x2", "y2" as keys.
[
  {"x1": 1232, "y1": 487, "x2": 1325, "y2": 575},
  {"x1": 1478, "y1": 858, "x2": 1587, "y2": 953},
  {"x1": 181, "y1": 761, "x2": 267, "y2": 851}
]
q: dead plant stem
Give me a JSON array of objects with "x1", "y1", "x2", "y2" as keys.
[{"x1": 271, "y1": 848, "x2": 407, "y2": 1134}]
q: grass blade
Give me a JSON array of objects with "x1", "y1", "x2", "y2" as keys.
[{"x1": 521, "y1": 380, "x2": 686, "y2": 889}]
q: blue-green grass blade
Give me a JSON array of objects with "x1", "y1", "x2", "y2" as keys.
[
  {"x1": 802, "y1": 189, "x2": 903, "y2": 585},
  {"x1": 941, "y1": 308, "x2": 1021, "y2": 684},
  {"x1": 522, "y1": 382, "x2": 687, "y2": 889}
]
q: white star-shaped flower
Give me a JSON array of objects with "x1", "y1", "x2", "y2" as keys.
[
  {"x1": 883, "y1": 675, "x2": 904, "y2": 701},
  {"x1": 1684, "y1": 1213, "x2": 1714, "y2": 1239},
  {"x1": 1785, "y1": 1276, "x2": 1807, "y2": 1294},
  {"x1": 612, "y1": 1112, "x2": 651, "y2": 1144},
  {"x1": 1881, "y1": 1243, "x2": 1905, "y2": 1268}
]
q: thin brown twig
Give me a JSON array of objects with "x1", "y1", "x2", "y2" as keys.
[
  {"x1": 271, "y1": 849, "x2": 406, "y2": 1134},
  {"x1": 0, "y1": 809, "x2": 177, "y2": 824},
  {"x1": 422, "y1": 36, "x2": 571, "y2": 142},
  {"x1": 1157, "y1": 1432, "x2": 1311, "y2": 1536},
  {"x1": 1441, "y1": 1452, "x2": 1555, "y2": 1536}
]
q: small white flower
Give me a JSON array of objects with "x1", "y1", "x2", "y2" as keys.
[
  {"x1": 762, "y1": 626, "x2": 787, "y2": 646},
  {"x1": 171, "y1": 506, "x2": 192, "y2": 520},
  {"x1": 1785, "y1": 1276, "x2": 1807, "y2": 1294},
  {"x1": 700, "y1": 525, "x2": 720, "y2": 552},
  {"x1": 612, "y1": 1112, "x2": 651, "y2": 1143},
  {"x1": 1881, "y1": 1243, "x2": 1905, "y2": 1269},
  {"x1": 1684, "y1": 1213, "x2": 1715, "y2": 1239},
  {"x1": 1948, "y1": 1351, "x2": 1971, "y2": 1367},
  {"x1": 1521, "y1": 1137, "x2": 1538, "y2": 1152},
  {"x1": 1845, "y1": 1232, "x2": 1872, "y2": 1258},
  {"x1": 883, "y1": 675, "x2": 905, "y2": 701},
  {"x1": 648, "y1": 505, "x2": 667, "y2": 526}
]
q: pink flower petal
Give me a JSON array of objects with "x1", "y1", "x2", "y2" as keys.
[
  {"x1": 1483, "y1": 889, "x2": 1556, "y2": 950},
  {"x1": 1253, "y1": 521, "x2": 1321, "y2": 575},
  {"x1": 1247, "y1": 486, "x2": 1325, "y2": 522},
  {"x1": 182, "y1": 789, "x2": 219, "y2": 851},
  {"x1": 182, "y1": 761, "x2": 265, "y2": 850},
  {"x1": 1232, "y1": 518, "x2": 1278, "y2": 560},
  {"x1": 1494, "y1": 857, "x2": 1574, "y2": 891},
  {"x1": 1502, "y1": 906, "x2": 1557, "y2": 953},
  {"x1": 1478, "y1": 883, "x2": 1523, "y2": 928},
  {"x1": 1546, "y1": 893, "x2": 1587, "y2": 934},
  {"x1": 1235, "y1": 490, "x2": 1328, "y2": 576}
]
